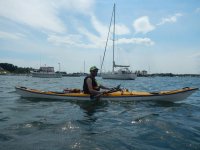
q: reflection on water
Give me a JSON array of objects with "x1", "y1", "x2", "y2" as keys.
[
  {"x1": 75, "y1": 100, "x2": 109, "y2": 125},
  {"x1": 78, "y1": 100, "x2": 108, "y2": 115}
]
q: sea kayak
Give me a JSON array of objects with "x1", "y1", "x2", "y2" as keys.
[{"x1": 15, "y1": 86, "x2": 198, "y2": 102}]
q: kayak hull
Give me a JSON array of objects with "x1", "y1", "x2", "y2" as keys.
[{"x1": 15, "y1": 86, "x2": 198, "y2": 102}]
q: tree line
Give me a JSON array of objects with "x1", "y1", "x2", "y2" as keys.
[{"x1": 0, "y1": 63, "x2": 33, "y2": 74}]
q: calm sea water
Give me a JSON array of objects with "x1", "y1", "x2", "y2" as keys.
[{"x1": 0, "y1": 75, "x2": 200, "y2": 150}]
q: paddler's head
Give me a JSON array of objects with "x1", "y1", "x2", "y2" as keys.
[{"x1": 90, "y1": 66, "x2": 99, "y2": 77}]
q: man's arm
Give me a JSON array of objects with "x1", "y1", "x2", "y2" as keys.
[
  {"x1": 86, "y1": 78, "x2": 102, "y2": 95},
  {"x1": 99, "y1": 84, "x2": 110, "y2": 90}
]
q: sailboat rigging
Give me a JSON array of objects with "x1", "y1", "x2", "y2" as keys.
[{"x1": 100, "y1": 4, "x2": 137, "y2": 80}]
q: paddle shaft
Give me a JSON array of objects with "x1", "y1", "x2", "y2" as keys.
[{"x1": 93, "y1": 85, "x2": 121, "y2": 99}]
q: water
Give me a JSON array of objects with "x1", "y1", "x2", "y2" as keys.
[{"x1": 0, "y1": 75, "x2": 200, "y2": 150}]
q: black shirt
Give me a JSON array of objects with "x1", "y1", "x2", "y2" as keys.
[{"x1": 83, "y1": 76, "x2": 100, "y2": 94}]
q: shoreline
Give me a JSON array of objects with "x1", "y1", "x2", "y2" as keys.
[{"x1": 1, "y1": 73, "x2": 200, "y2": 77}]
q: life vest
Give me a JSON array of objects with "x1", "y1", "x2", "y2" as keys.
[{"x1": 83, "y1": 76, "x2": 100, "y2": 94}]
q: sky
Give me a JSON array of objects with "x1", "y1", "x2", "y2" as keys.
[{"x1": 0, "y1": 0, "x2": 200, "y2": 74}]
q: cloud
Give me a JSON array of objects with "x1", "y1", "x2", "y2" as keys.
[
  {"x1": 0, "y1": 0, "x2": 153, "y2": 49},
  {"x1": 133, "y1": 16, "x2": 155, "y2": 34},
  {"x1": 90, "y1": 15, "x2": 130, "y2": 38},
  {"x1": 90, "y1": 15, "x2": 130, "y2": 42},
  {"x1": 76, "y1": 27, "x2": 108, "y2": 48},
  {"x1": 115, "y1": 24, "x2": 130, "y2": 35},
  {"x1": 157, "y1": 13, "x2": 182, "y2": 25},
  {"x1": 0, "y1": 0, "x2": 66, "y2": 33},
  {"x1": 90, "y1": 15, "x2": 130, "y2": 35},
  {"x1": 0, "y1": 0, "x2": 95, "y2": 33},
  {"x1": 59, "y1": 0, "x2": 95, "y2": 15},
  {"x1": 0, "y1": 31, "x2": 25, "y2": 40},
  {"x1": 117, "y1": 37, "x2": 154, "y2": 46},
  {"x1": 47, "y1": 29, "x2": 105, "y2": 49},
  {"x1": 47, "y1": 14, "x2": 108, "y2": 49},
  {"x1": 47, "y1": 34, "x2": 83, "y2": 46},
  {"x1": 189, "y1": 52, "x2": 200, "y2": 59},
  {"x1": 195, "y1": 8, "x2": 200, "y2": 13},
  {"x1": 90, "y1": 15, "x2": 108, "y2": 37},
  {"x1": 48, "y1": 14, "x2": 152, "y2": 49}
]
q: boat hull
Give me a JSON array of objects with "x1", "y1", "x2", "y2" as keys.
[
  {"x1": 101, "y1": 73, "x2": 137, "y2": 80},
  {"x1": 15, "y1": 86, "x2": 198, "y2": 102},
  {"x1": 32, "y1": 73, "x2": 62, "y2": 78},
  {"x1": 31, "y1": 66, "x2": 62, "y2": 78}
]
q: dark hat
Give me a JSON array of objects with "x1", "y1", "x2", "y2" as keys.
[{"x1": 90, "y1": 66, "x2": 99, "y2": 72}]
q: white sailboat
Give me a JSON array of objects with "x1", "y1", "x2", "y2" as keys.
[{"x1": 101, "y1": 4, "x2": 137, "y2": 80}]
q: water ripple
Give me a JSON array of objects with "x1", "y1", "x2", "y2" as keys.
[
  {"x1": 0, "y1": 76, "x2": 200, "y2": 150},
  {"x1": 0, "y1": 133, "x2": 13, "y2": 141}
]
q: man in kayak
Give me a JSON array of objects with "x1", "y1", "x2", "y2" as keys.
[{"x1": 83, "y1": 66, "x2": 110, "y2": 97}]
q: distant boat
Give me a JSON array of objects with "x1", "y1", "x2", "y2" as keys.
[
  {"x1": 31, "y1": 66, "x2": 62, "y2": 78},
  {"x1": 101, "y1": 4, "x2": 137, "y2": 80},
  {"x1": 102, "y1": 67, "x2": 137, "y2": 80},
  {"x1": 62, "y1": 73, "x2": 81, "y2": 77}
]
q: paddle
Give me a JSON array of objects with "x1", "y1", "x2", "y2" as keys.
[{"x1": 91, "y1": 84, "x2": 121, "y2": 99}]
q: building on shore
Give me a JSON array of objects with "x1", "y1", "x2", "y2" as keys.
[
  {"x1": 135, "y1": 70, "x2": 148, "y2": 77},
  {"x1": 0, "y1": 66, "x2": 7, "y2": 75}
]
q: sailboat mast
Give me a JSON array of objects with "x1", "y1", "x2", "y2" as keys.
[
  {"x1": 100, "y1": 4, "x2": 114, "y2": 74},
  {"x1": 112, "y1": 3, "x2": 116, "y2": 73}
]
